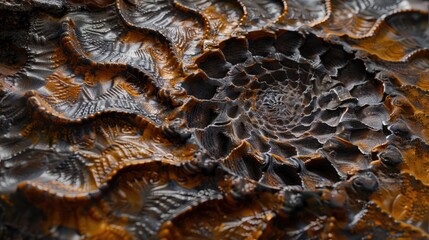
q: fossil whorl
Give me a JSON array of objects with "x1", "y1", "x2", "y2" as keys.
[
  {"x1": 1, "y1": 0, "x2": 429, "y2": 239},
  {"x1": 183, "y1": 30, "x2": 388, "y2": 191}
]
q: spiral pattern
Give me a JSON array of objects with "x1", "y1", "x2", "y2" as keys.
[{"x1": 1, "y1": 0, "x2": 429, "y2": 239}]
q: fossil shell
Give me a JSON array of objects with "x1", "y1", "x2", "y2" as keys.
[{"x1": 2, "y1": 0, "x2": 429, "y2": 239}]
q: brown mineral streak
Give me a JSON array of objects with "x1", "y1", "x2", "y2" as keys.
[{"x1": 2, "y1": 0, "x2": 429, "y2": 239}]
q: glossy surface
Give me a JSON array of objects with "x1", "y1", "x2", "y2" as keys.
[{"x1": 1, "y1": 0, "x2": 429, "y2": 239}]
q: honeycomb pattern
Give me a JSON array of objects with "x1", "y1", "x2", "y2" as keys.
[{"x1": 1, "y1": 0, "x2": 429, "y2": 239}]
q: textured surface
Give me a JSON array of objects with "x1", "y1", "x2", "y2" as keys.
[{"x1": 1, "y1": 0, "x2": 429, "y2": 239}]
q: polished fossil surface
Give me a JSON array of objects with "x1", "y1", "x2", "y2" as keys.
[{"x1": 1, "y1": 0, "x2": 429, "y2": 239}]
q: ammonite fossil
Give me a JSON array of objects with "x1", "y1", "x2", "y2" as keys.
[{"x1": 1, "y1": 0, "x2": 429, "y2": 239}]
